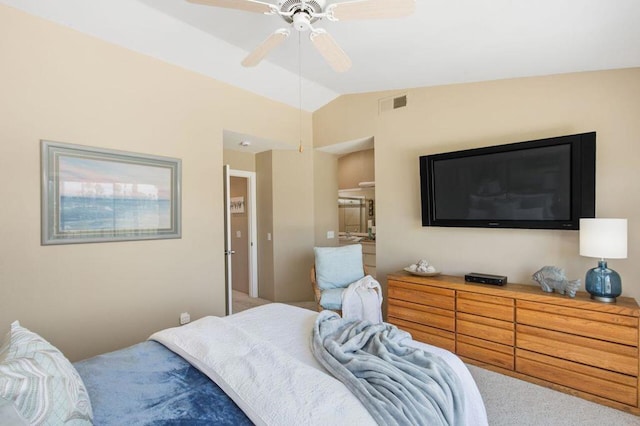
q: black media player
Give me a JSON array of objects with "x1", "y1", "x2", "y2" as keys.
[{"x1": 464, "y1": 272, "x2": 507, "y2": 286}]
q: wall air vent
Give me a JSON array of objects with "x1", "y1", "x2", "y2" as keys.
[{"x1": 379, "y1": 94, "x2": 408, "y2": 114}]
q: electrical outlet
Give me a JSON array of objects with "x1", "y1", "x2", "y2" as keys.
[
  {"x1": 179, "y1": 312, "x2": 190, "y2": 325},
  {"x1": 327, "y1": 231, "x2": 335, "y2": 239}
]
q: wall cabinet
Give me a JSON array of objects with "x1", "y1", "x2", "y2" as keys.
[
  {"x1": 387, "y1": 272, "x2": 640, "y2": 414},
  {"x1": 362, "y1": 242, "x2": 376, "y2": 277}
]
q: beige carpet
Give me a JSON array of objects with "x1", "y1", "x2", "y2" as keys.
[
  {"x1": 467, "y1": 364, "x2": 640, "y2": 425},
  {"x1": 232, "y1": 290, "x2": 317, "y2": 314}
]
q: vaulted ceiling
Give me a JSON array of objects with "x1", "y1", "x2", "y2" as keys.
[{"x1": 3, "y1": 0, "x2": 640, "y2": 112}]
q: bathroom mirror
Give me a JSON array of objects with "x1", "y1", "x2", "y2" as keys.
[
  {"x1": 339, "y1": 197, "x2": 366, "y2": 233},
  {"x1": 338, "y1": 188, "x2": 375, "y2": 235}
]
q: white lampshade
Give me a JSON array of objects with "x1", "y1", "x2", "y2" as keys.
[{"x1": 580, "y1": 218, "x2": 628, "y2": 259}]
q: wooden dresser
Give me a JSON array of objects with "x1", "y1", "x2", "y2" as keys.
[{"x1": 387, "y1": 272, "x2": 640, "y2": 414}]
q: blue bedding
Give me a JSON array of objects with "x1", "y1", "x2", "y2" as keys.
[{"x1": 73, "y1": 341, "x2": 252, "y2": 425}]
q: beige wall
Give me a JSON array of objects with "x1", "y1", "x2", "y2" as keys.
[
  {"x1": 272, "y1": 150, "x2": 315, "y2": 302},
  {"x1": 338, "y1": 149, "x2": 375, "y2": 189},
  {"x1": 314, "y1": 151, "x2": 339, "y2": 247},
  {"x1": 223, "y1": 149, "x2": 255, "y2": 172},
  {"x1": 314, "y1": 68, "x2": 640, "y2": 301},
  {"x1": 0, "y1": 5, "x2": 308, "y2": 361},
  {"x1": 256, "y1": 151, "x2": 275, "y2": 300},
  {"x1": 313, "y1": 92, "x2": 394, "y2": 149}
]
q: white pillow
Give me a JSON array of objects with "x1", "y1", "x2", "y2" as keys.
[{"x1": 0, "y1": 321, "x2": 93, "y2": 425}]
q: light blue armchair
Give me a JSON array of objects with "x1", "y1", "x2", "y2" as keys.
[{"x1": 311, "y1": 244, "x2": 366, "y2": 314}]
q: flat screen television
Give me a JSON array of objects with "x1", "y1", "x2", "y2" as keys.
[{"x1": 420, "y1": 132, "x2": 596, "y2": 230}]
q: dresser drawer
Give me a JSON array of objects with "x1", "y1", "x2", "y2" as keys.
[
  {"x1": 516, "y1": 324, "x2": 638, "y2": 376},
  {"x1": 457, "y1": 312, "x2": 514, "y2": 346},
  {"x1": 388, "y1": 299, "x2": 455, "y2": 332},
  {"x1": 457, "y1": 291, "x2": 514, "y2": 322},
  {"x1": 457, "y1": 334, "x2": 514, "y2": 370},
  {"x1": 517, "y1": 300, "x2": 638, "y2": 346},
  {"x1": 388, "y1": 280, "x2": 455, "y2": 310},
  {"x1": 517, "y1": 349, "x2": 638, "y2": 406},
  {"x1": 389, "y1": 317, "x2": 455, "y2": 352}
]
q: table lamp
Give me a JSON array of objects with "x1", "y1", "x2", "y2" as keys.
[{"x1": 579, "y1": 218, "x2": 628, "y2": 302}]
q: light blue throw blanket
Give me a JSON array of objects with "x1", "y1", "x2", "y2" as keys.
[{"x1": 312, "y1": 311, "x2": 466, "y2": 426}]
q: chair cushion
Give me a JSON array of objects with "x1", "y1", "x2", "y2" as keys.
[
  {"x1": 314, "y1": 244, "x2": 364, "y2": 291},
  {"x1": 0, "y1": 321, "x2": 93, "y2": 425},
  {"x1": 319, "y1": 288, "x2": 346, "y2": 311}
]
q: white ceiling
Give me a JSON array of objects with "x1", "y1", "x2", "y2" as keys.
[{"x1": 3, "y1": 0, "x2": 639, "y2": 113}]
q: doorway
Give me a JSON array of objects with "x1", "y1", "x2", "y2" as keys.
[{"x1": 227, "y1": 169, "x2": 258, "y2": 313}]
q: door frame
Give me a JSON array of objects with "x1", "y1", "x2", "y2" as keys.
[
  {"x1": 223, "y1": 165, "x2": 232, "y2": 315},
  {"x1": 229, "y1": 169, "x2": 258, "y2": 297}
]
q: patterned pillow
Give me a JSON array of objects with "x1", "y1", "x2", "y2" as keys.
[{"x1": 0, "y1": 321, "x2": 93, "y2": 425}]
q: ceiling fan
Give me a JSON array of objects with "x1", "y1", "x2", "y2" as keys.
[{"x1": 186, "y1": 0, "x2": 416, "y2": 72}]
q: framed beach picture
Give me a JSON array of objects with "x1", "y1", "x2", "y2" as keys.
[{"x1": 41, "y1": 140, "x2": 181, "y2": 245}]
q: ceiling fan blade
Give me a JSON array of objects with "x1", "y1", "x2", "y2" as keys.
[
  {"x1": 328, "y1": 0, "x2": 416, "y2": 21},
  {"x1": 241, "y1": 29, "x2": 290, "y2": 67},
  {"x1": 186, "y1": 0, "x2": 275, "y2": 14},
  {"x1": 310, "y1": 29, "x2": 352, "y2": 73}
]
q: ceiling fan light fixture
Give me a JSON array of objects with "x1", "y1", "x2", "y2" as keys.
[
  {"x1": 278, "y1": 0, "x2": 325, "y2": 23},
  {"x1": 292, "y1": 12, "x2": 313, "y2": 32}
]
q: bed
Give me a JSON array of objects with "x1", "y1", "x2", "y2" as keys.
[{"x1": 1, "y1": 303, "x2": 487, "y2": 425}]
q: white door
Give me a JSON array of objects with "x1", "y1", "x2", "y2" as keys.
[{"x1": 223, "y1": 165, "x2": 233, "y2": 315}]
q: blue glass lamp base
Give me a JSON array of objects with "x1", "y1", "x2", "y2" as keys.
[{"x1": 585, "y1": 260, "x2": 621, "y2": 303}]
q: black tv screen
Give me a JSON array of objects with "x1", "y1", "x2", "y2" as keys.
[{"x1": 420, "y1": 132, "x2": 596, "y2": 230}]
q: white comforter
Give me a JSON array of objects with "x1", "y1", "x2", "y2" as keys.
[{"x1": 150, "y1": 303, "x2": 487, "y2": 426}]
